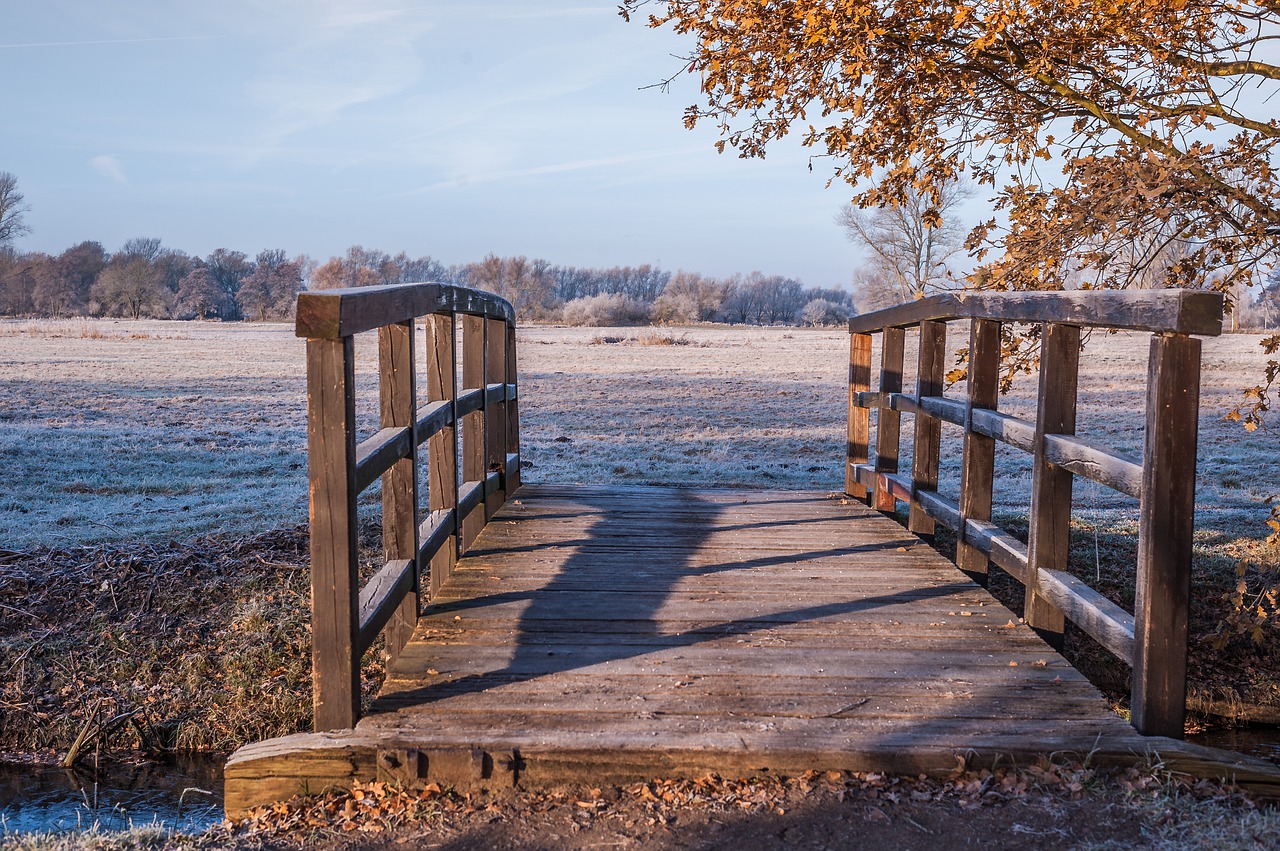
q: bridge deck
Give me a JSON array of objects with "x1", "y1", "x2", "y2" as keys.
[{"x1": 225, "y1": 484, "x2": 1278, "y2": 812}]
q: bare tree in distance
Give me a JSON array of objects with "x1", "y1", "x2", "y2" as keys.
[
  {"x1": 0, "y1": 172, "x2": 31, "y2": 246},
  {"x1": 837, "y1": 180, "x2": 972, "y2": 306}
]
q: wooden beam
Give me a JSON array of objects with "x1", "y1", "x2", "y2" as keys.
[
  {"x1": 378, "y1": 320, "x2": 418, "y2": 662},
  {"x1": 909, "y1": 320, "x2": 945, "y2": 537},
  {"x1": 846, "y1": 333, "x2": 873, "y2": 500},
  {"x1": 354, "y1": 427, "x2": 413, "y2": 494},
  {"x1": 1131, "y1": 333, "x2": 1201, "y2": 738},
  {"x1": 505, "y1": 323, "x2": 521, "y2": 492},
  {"x1": 874, "y1": 327, "x2": 905, "y2": 512},
  {"x1": 426, "y1": 314, "x2": 458, "y2": 598},
  {"x1": 306, "y1": 337, "x2": 359, "y2": 732},
  {"x1": 297, "y1": 283, "x2": 516, "y2": 339},
  {"x1": 485, "y1": 318, "x2": 508, "y2": 516},
  {"x1": 958, "y1": 318, "x2": 999, "y2": 584},
  {"x1": 848, "y1": 290, "x2": 1223, "y2": 337},
  {"x1": 1025, "y1": 322, "x2": 1080, "y2": 649},
  {"x1": 1042, "y1": 434, "x2": 1143, "y2": 499},
  {"x1": 460, "y1": 316, "x2": 486, "y2": 551},
  {"x1": 356, "y1": 560, "x2": 416, "y2": 657}
]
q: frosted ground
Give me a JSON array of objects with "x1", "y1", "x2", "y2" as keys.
[{"x1": 0, "y1": 318, "x2": 1275, "y2": 551}]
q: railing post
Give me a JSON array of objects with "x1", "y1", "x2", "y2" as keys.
[
  {"x1": 460, "y1": 315, "x2": 487, "y2": 552},
  {"x1": 306, "y1": 336, "x2": 360, "y2": 731},
  {"x1": 426, "y1": 314, "x2": 458, "y2": 597},
  {"x1": 846, "y1": 332, "x2": 873, "y2": 501},
  {"x1": 874, "y1": 327, "x2": 905, "y2": 512},
  {"x1": 910, "y1": 320, "x2": 946, "y2": 537},
  {"x1": 378, "y1": 321, "x2": 418, "y2": 661},
  {"x1": 1131, "y1": 332, "x2": 1201, "y2": 737},
  {"x1": 958, "y1": 318, "x2": 1000, "y2": 584},
  {"x1": 505, "y1": 321, "x2": 521, "y2": 492},
  {"x1": 485, "y1": 316, "x2": 508, "y2": 516},
  {"x1": 1026, "y1": 321, "x2": 1080, "y2": 649}
]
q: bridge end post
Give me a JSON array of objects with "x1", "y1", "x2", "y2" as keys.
[
  {"x1": 957, "y1": 318, "x2": 999, "y2": 586},
  {"x1": 1131, "y1": 332, "x2": 1200, "y2": 738},
  {"x1": 306, "y1": 336, "x2": 361, "y2": 732}
]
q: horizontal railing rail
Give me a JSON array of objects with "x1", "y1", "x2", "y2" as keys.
[
  {"x1": 299, "y1": 282, "x2": 519, "y2": 731},
  {"x1": 845, "y1": 289, "x2": 1224, "y2": 738}
]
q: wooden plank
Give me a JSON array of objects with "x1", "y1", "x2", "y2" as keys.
[
  {"x1": 1043, "y1": 434, "x2": 1143, "y2": 499},
  {"x1": 354, "y1": 426, "x2": 412, "y2": 494},
  {"x1": 1026, "y1": 322, "x2": 1079, "y2": 648},
  {"x1": 910, "y1": 320, "x2": 945, "y2": 536},
  {"x1": 505, "y1": 323, "x2": 521, "y2": 492},
  {"x1": 873, "y1": 327, "x2": 905, "y2": 512},
  {"x1": 847, "y1": 290, "x2": 1224, "y2": 337},
  {"x1": 453, "y1": 387, "x2": 485, "y2": 419},
  {"x1": 460, "y1": 315, "x2": 486, "y2": 552},
  {"x1": 1131, "y1": 333, "x2": 1201, "y2": 737},
  {"x1": 357, "y1": 559, "x2": 416, "y2": 656},
  {"x1": 1038, "y1": 568, "x2": 1135, "y2": 664},
  {"x1": 414, "y1": 400, "x2": 452, "y2": 445},
  {"x1": 417, "y1": 509, "x2": 456, "y2": 569},
  {"x1": 306, "y1": 337, "x2": 360, "y2": 731},
  {"x1": 296, "y1": 282, "x2": 515, "y2": 339},
  {"x1": 846, "y1": 332, "x2": 873, "y2": 500},
  {"x1": 958, "y1": 318, "x2": 999, "y2": 583},
  {"x1": 378, "y1": 320, "x2": 419, "y2": 661},
  {"x1": 426, "y1": 314, "x2": 457, "y2": 597},
  {"x1": 485, "y1": 317, "x2": 508, "y2": 515},
  {"x1": 970, "y1": 408, "x2": 1036, "y2": 452}
]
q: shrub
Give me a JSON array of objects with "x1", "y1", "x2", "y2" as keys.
[{"x1": 560, "y1": 293, "x2": 651, "y2": 326}]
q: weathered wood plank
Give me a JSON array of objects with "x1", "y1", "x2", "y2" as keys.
[
  {"x1": 1026, "y1": 322, "x2": 1080, "y2": 647},
  {"x1": 874, "y1": 327, "x2": 905, "y2": 511},
  {"x1": 1043, "y1": 434, "x2": 1142, "y2": 499},
  {"x1": 426, "y1": 314, "x2": 457, "y2": 597},
  {"x1": 357, "y1": 559, "x2": 416, "y2": 657},
  {"x1": 910, "y1": 320, "x2": 945, "y2": 536},
  {"x1": 504, "y1": 323, "x2": 521, "y2": 491},
  {"x1": 378, "y1": 320, "x2": 418, "y2": 661},
  {"x1": 958, "y1": 318, "x2": 999, "y2": 583},
  {"x1": 306, "y1": 337, "x2": 360, "y2": 731},
  {"x1": 846, "y1": 333, "x2": 873, "y2": 500},
  {"x1": 460, "y1": 316, "x2": 486, "y2": 552},
  {"x1": 296, "y1": 282, "x2": 515, "y2": 339},
  {"x1": 353, "y1": 427, "x2": 412, "y2": 494},
  {"x1": 485, "y1": 318, "x2": 508, "y2": 515},
  {"x1": 847, "y1": 290, "x2": 1224, "y2": 337},
  {"x1": 1131, "y1": 333, "x2": 1201, "y2": 738}
]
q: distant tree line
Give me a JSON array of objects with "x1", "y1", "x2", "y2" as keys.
[{"x1": 0, "y1": 238, "x2": 856, "y2": 326}]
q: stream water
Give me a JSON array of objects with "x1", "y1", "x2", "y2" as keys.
[{"x1": 0, "y1": 755, "x2": 224, "y2": 835}]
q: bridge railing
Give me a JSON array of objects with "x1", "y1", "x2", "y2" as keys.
[
  {"x1": 845, "y1": 290, "x2": 1224, "y2": 737},
  {"x1": 296, "y1": 283, "x2": 519, "y2": 731}
]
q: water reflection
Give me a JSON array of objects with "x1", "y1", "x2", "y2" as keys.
[{"x1": 0, "y1": 756, "x2": 223, "y2": 835}]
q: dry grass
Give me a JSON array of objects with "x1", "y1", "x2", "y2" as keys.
[{"x1": 0, "y1": 319, "x2": 1276, "y2": 761}]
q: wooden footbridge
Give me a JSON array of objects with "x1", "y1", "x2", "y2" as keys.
[{"x1": 225, "y1": 285, "x2": 1280, "y2": 813}]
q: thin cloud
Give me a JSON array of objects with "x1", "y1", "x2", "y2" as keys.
[
  {"x1": 398, "y1": 147, "x2": 707, "y2": 195},
  {"x1": 90, "y1": 155, "x2": 127, "y2": 184},
  {"x1": 0, "y1": 36, "x2": 218, "y2": 49}
]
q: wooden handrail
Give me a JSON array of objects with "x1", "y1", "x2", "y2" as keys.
[
  {"x1": 300, "y1": 281, "x2": 520, "y2": 731},
  {"x1": 845, "y1": 288, "x2": 1224, "y2": 738}
]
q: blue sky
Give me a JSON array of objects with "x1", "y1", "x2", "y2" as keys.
[{"x1": 1, "y1": 1, "x2": 865, "y2": 287}]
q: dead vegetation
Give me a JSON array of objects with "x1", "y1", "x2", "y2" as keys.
[{"x1": 0, "y1": 528, "x2": 383, "y2": 763}]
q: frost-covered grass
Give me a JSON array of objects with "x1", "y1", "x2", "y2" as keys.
[{"x1": 0, "y1": 319, "x2": 1276, "y2": 550}]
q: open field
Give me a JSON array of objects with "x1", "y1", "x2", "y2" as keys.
[
  {"x1": 0, "y1": 318, "x2": 1276, "y2": 549},
  {"x1": 0, "y1": 317, "x2": 1278, "y2": 761}
]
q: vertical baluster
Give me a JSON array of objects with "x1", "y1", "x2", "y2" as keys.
[
  {"x1": 846, "y1": 332, "x2": 873, "y2": 501},
  {"x1": 874, "y1": 327, "x2": 906, "y2": 511},
  {"x1": 505, "y1": 321, "x2": 521, "y2": 492},
  {"x1": 485, "y1": 316, "x2": 508, "y2": 516},
  {"x1": 1131, "y1": 332, "x2": 1200, "y2": 737},
  {"x1": 306, "y1": 336, "x2": 359, "y2": 731},
  {"x1": 426, "y1": 314, "x2": 458, "y2": 595},
  {"x1": 910, "y1": 320, "x2": 946, "y2": 537},
  {"x1": 460, "y1": 315, "x2": 486, "y2": 551},
  {"x1": 378, "y1": 321, "x2": 418, "y2": 661},
  {"x1": 958, "y1": 319, "x2": 1000, "y2": 584},
  {"x1": 1026, "y1": 322, "x2": 1080, "y2": 649}
]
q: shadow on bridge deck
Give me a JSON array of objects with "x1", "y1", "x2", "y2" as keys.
[{"x1": 225, "y1": 484, "x2": 1280, "y2": 813}]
